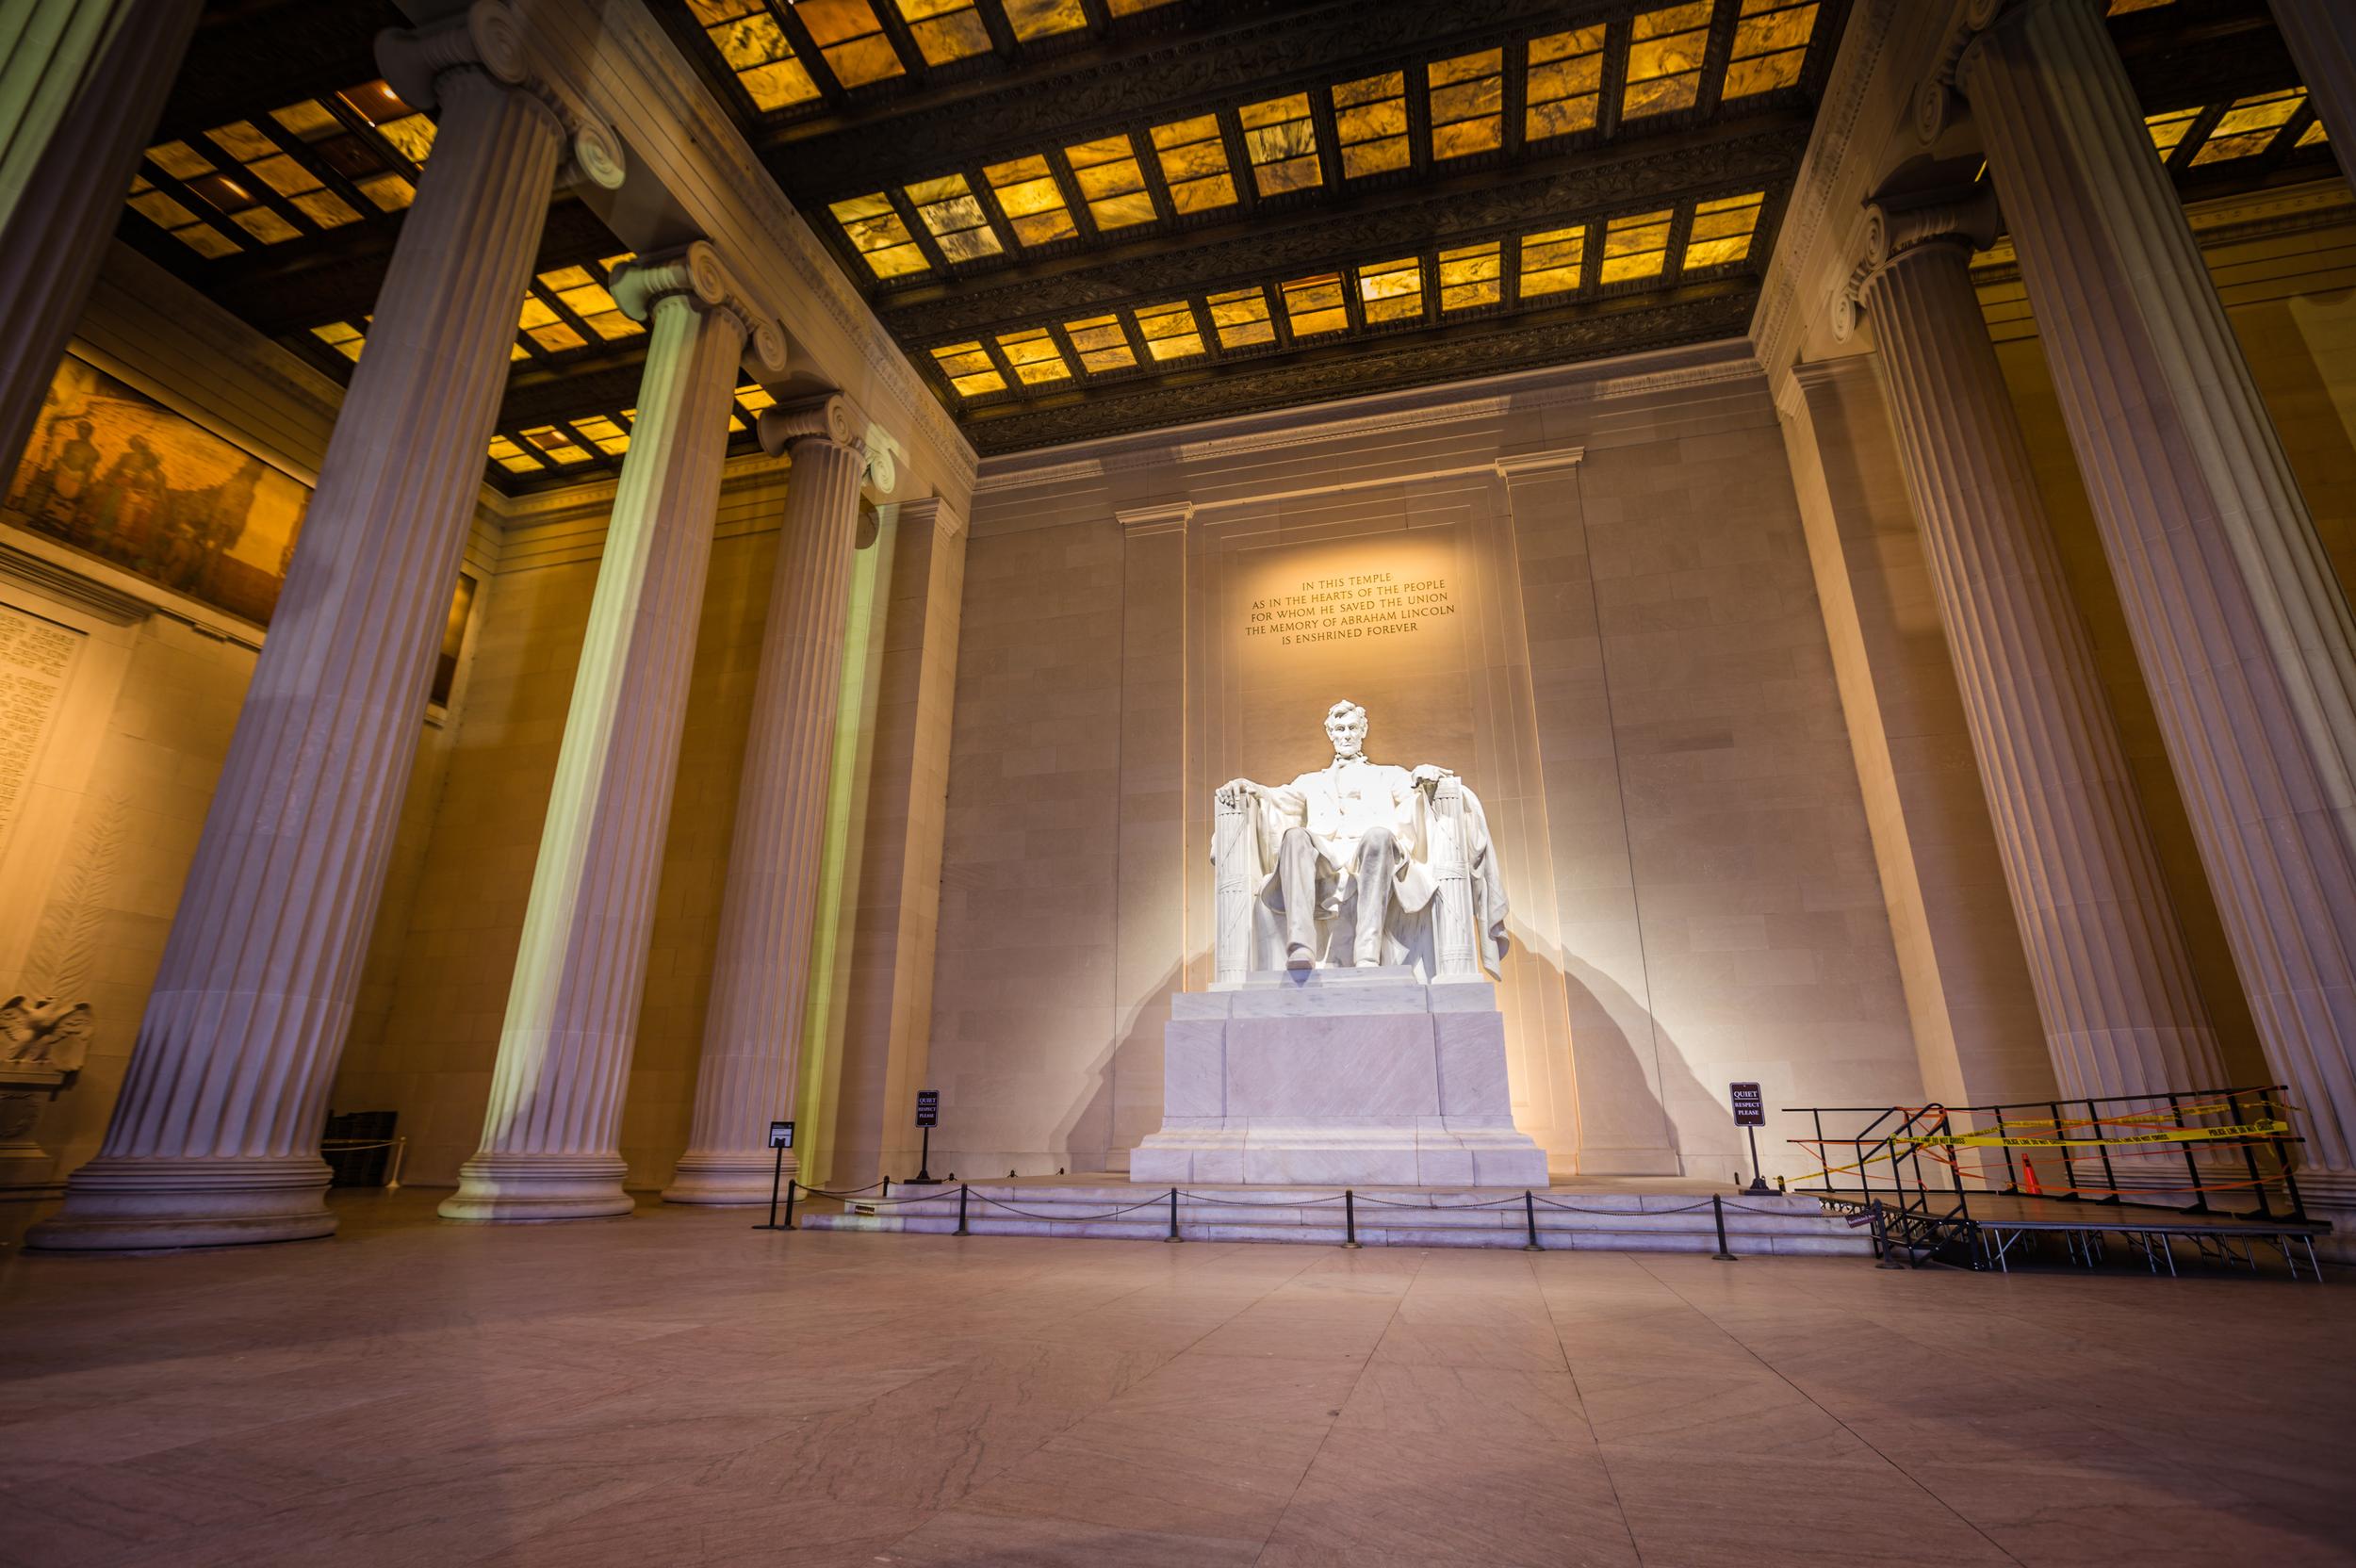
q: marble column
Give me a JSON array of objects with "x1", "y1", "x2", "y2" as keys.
[
  {"x1": 664, "y1": 396, "x2": 875, "y2": 1203},
  {"x1": 1856, "y1": 191, "x2": 2223, "y2": 1102},
  {"x1": 1954, "y1": 0, "x2": 2356, "y2": 1191},
  {"x1": 0, "y1": 0, "x2": 201, "y2": 481},
  {"x1": 30, "y1": 6, "x2": 621, "y2": 1250},
  {"x1": 442, "y1": 245, "x2": 787, "y2": 1222},
  {"x1": 2268, "y1": 1, "x2": 2355, "y2": 173}
]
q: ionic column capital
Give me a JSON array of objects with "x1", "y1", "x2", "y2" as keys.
[
  {"x1": 1831, "y1": 185, "x2": 1999, "y2": 340},
  {"x1": 759, "y1": 393, "x2": 899, "y2": 497},
  {"x1": 613, "y1": 240, "x2": 791, "y2": 378},
  {"x1": 376, "y1": 0, "x2": 624, "y2": 191}
]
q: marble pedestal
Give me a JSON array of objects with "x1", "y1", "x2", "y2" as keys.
[{"x1": 1129, "y1": 967, "x2": 1550, "y2": 1187}]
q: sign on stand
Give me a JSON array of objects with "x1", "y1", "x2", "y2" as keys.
[
  {"x1": 1730, "y1": 1082, "x2": 1772, "y2": 1194},
  {"x1": 769, "y1": 1119, "x2": 795, "y2": 1150},
  {"x1": 909, "y1": 1090, "x2": 941, "y2": 1184}
]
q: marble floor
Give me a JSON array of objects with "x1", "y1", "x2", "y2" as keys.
[{"x1": 1, "y1": 1190, "x2": 2351, "y2": 1568}]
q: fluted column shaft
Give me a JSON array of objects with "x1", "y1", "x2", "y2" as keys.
[
  {"x1": 442, "y1": 251, "x2": 770, "y2": 1222},
  {"x1": 664, "y1": 402, "x2": 866, "y2": 1203},
  {"x1": 29, "y1": 63, "x2": 568, "y2": 1250},
  {"x1": 1958, "y1": 0, "x2": 2356, "y2": 1184},
  {"x1": 1862, "y1": 227, "x2": 2221, "y2": 1101},
  {"x1": 2268, "y1": 2, "x2": 2356, "y2": 176},
  {"x1": 0, "y1": 0, "x2": 200, "y2": 480}
]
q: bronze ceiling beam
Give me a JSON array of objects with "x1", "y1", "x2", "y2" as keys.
[
  {"x1": 756, "y1": 0, "x2": 1694, "y2": 197},
  {"x1": 878, "y1": 124, "x2": 1809, "y2": 341}
]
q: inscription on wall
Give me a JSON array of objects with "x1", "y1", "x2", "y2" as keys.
[
  {"x1": 1244, "y1": 569, "x2": 1458, "y2": 648},
  {"x1": 0, "y1": 603, "x2": 80, "y2": 849}
]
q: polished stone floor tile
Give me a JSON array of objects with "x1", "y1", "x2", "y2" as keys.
[{"x1": 3, "y1": 1191, "x2": 2351, "y2": 1568}]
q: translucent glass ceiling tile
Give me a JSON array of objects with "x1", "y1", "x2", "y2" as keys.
[
  {"x1": 1526, "y1": 25, "x2": 1604, "y2": 142},
  {"x1": 1684, "y1": 190, "x2": 1763, "y2": 267},
  {"x1": 1004, "y1": 0, "x2": 1086, "y2": 40},
  {"x1": 907, "y1": 173, "x2": 1004, "y2": 261},
  {"x1": 1206, "y1": 286, "x2": 1275, "y2": 348},
  {"x1": 1333, "y1": 73, "x2": 1409, "y2": 178},
  {"x1": 796, "y1": 0, "x2": 906, "y2": 87},
  {"x1": 1064, "y1": 314, "x2": 1136, "y2": 372},
  {"x1": 931, "y1": 340, "x2": 1006, "y2": 396},
  {"x1": 1724, "y1": 0, "x2": 1817, "y2": 100},
  {"x1": 985, "y1": 155, "x2": 1077, "y2": 246},
  {"x1": 996, "y1": 325, "x2": 1072, "y2": 384},
  {"x1": 1064, "y1": 135, "x2": 1155, "y2": 230},
  {"x1": 1280, "y1": 273, "x2": 1349, "y2": 337},
  {"x1": 896, "y1": 0, "x2": 990, "y2": 64},
  {"x1": 1151, "y1": 116, "x2": 1238, "y2": 214},
  {"x1": 691, "y1": 0, "x2": 821, "y2": 108},
  {"x1": 1436, "y1": 241, "x2": 1500, "y2": 310},
  {"x1": 831, "y1": 192, "x2": 931, "y2": 277},
  {"x1": 1240, "y1": 93, "x2": 1321, "y2": 196},
  {"x1": 1355, "y1": 256, "x2": 1423, "y2": 321},
  {"x1": 1600, "y1": 207, "x2": 1673, "y2": 282},
  {"x1": 1428, "y1": 49, "x2": 1503, "y2": 160},
  {"x1": 1518, "y1": 225, "x2": 1586, "y2": 295},
  {"x1": 2190, "y1": 89, "x2": 2304, "y2": 163},
  {"x1": 1625, "y1": 2, "x2": 1710, "y2": 120},
  {"x1": 1134, "y1": 301, "x2": 1205, "y2": 360}
]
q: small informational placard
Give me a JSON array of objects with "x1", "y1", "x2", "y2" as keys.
[
  {"x1": 768, "y1": 1119, "x2": 795, "y2": 1150},
  {"x1": 1729, "y1": 1082, "x2": 1765, "y2": 1127},
  {"x1": 915, "y1": 1090, "x2": 939, "y2": 1128}
]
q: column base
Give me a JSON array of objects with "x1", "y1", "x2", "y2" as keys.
[
  {"x1": 438, "y1": 1152, "x2": 633, "y2": 1222},
  {"x1": 26, "y1": 1153, "x2": 336, "y2": 1251},
  {"x1": 662, "y1": 1149, "x2": 800, "y2": 1205}
]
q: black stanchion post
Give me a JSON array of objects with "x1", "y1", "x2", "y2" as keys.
[
  {"x1": 782, "y1": 1178, "x2": 797, "y2": 1231},
  {"x1": 1522, "y1": 1190, "x2": 1541, "y2": 1251},
  {"x1": 2230, "y1": 1091, "x2": 2275, "y2": 1218},
  {"x1": 881, "y1": 1175, "x2": 891, "y2": 1200},
  {"x1": 2086, "y1": 1100, "x2": 2121, "y2": 1203},
  {"x1": 1343, "y1": 1188, "x2": 1361, "y2": 1249},
  {"x1": 956, "y1": 1183, "x2": 970, "y2": 1236},
  {"x1": 2168, "y1": 1091, "x2": 2209, "y2": 1213},
  {"x1": 1710, "y1": 1192, "x2": 1737, "y2": 1262},
  {"x1": 1165, "y1": 1186, "x2": 1182, "y2": 1243},
  {"x1": 761, "y1": 1140, "x2": 783, "y2": 1230}
]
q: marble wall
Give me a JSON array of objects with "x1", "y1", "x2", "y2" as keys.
[
  {"x1": 0, "y1": 246, "x2": 500, "y2": 1196},
  {"x1": 938, "y1": 347, "x2": 1920, "y2": 1183}
]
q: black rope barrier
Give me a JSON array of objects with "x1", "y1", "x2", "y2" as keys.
[{"x1": 968, "y1": 1191, "x2": 1175, "y2": 1222}]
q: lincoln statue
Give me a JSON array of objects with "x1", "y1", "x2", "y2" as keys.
[{"x1": 1215, "y1": 699, "x2": 1509, "y2": 977}]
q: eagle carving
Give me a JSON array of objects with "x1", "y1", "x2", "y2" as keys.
[{"x1": 1, "y1": 996, "x2": 93, "y2": 1071}]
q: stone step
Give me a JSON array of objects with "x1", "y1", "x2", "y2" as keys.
[{"x1": 794, "y1": 1184, "x2": 1872, "y2": 1256}]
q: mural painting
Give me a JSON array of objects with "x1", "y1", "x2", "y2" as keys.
[{"x1": 4, "y1": 355, "x2": 307, "y2": 626}]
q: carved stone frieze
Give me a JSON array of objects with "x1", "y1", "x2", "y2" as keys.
[{"x1": 957, "y1": 286, "x2": 1757, "y2": 453}]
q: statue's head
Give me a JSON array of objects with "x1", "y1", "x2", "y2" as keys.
[{"x1": 1324, "y1": 699, "x2": 1367, "y2": 760}]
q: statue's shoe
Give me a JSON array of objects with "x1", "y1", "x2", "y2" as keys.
[{"x1": 1285, "y1": 944, "x2": 1315, "y2": 969}]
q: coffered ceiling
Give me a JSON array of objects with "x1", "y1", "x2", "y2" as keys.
[{"x1": 116, "y1": 0, "x2": 2332, "y2": 490}]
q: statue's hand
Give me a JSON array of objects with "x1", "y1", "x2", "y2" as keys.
[
  {"x1": 1216, "y1": 778, "x2": 1259, "y2": 808},
  {"x1": 1411, "y1": 763, "x2": 1453, "y2": 788}
]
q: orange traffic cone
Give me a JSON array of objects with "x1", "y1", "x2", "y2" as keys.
[{"x1": 2021, "y1": 1157, "x2": 2042, "y2": 1196}]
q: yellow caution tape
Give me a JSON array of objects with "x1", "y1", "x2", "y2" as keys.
[{"x1": 1897, "y1": 1119, "x2": 2288, "y2": 1151}]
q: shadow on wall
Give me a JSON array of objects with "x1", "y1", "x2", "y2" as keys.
[{"x1": 1058, "y1": 940, "x2": 1753, "y2": 1184}]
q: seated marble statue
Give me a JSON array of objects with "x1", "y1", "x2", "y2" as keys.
[{"x1": 1216, "y1": 699, "x2": 1508, "y2": 978}]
